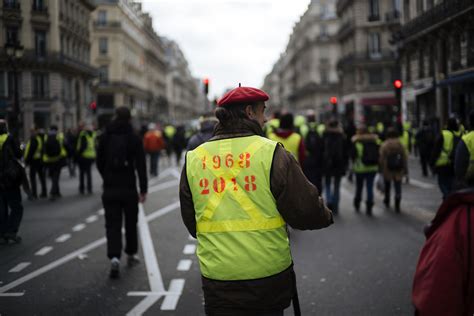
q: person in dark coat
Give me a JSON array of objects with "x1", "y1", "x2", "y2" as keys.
[
  {"x1": 186, "y1": 115, "x2": 217, "y2": 151},
  {"x1": 180, "y1": 87, "x2": 333, "y2": 316},
  {"x1": 96, "y1": 106, "x2": 147, "y2": 279},
  {"x1": 172, "y1": 125, "x2": 187, "y2": 165},
  {"x1": 0, "y1": 119, "x2": 25, "y2": 244},
  {"x1": 415, "y1": 120, "x2": 435, "y2": 177},
  {"x1": 322, "y1": 119, "x2": 348, "y2": 214}
]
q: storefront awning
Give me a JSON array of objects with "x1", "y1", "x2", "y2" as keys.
[
  {"x1": 361, "y1": 97, "x2": 397, "y2": 106},
  {"x1": 438, "y1": 71, "x2": 474, "y2": 87}
]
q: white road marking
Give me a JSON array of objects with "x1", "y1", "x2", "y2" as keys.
[
  {"x1": 55, "y1": 234, "x2": 71, "y2": 243},
  {"x1": 8, "y1": 262, "x2": 31, "y2": 273},
  {"x1": 97, "y1": 209, "x2": 105, "y2": 216},
  {"x1": 85, "y1": 215, "x2": 98, "y2": 223},
  {"x1": 72, "y1": 224, "x2": 86, "y2": 232},
  {"x1": 188, "y1": 235, "x2": 195, "y2": 241},
  {"x1": 409, "y1": 178, "x2": 435, "y2": 189},
  {"x1": 148, "y1": 179, "x2": 179, "y2": 194},
  {"x1": 161, "y1": 279, "x2": 185, "y2": 310},
  {"x1": 0, "y1": 292, "x2": 24, "y2": 297},
  {"x1": 176, "y1": 259, "x2": 192, "y2": 271},
  {"x1": 35, "y1": 246, "x2": 53, "y2": 256},
  {"x1": 171, "y1": 169, "x2": 181, "y2": 180},
  {"x1": 0, "y1": 191, "x2": 179, "y2": 296},
  {"x1": 183, "y1": 244, "x2": 196, "y2": 255}
]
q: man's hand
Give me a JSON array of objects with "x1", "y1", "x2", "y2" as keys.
[{"x1": 139, "y1": 193, "x2": 147, "y2": 203}]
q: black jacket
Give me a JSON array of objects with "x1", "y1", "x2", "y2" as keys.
[
  {"x1": 322, "y1": 127, "x2": 348, "y2": 177},
  {"x1": 96, "y1": 121, "x2": 147, "y2": 199}
]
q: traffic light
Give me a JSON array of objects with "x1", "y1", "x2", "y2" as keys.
[
  {"x1": 393, "y1": 80, "x2": 403, "y2": 112},
  {"x1": 203, "y1": 77, "x2": 209, "y2": 95},
  {"x1": 89, "y1": 101, "x2": 97, "y2": 115},
  {"x1": 330, "y1": 96, "x2": 338, "y2": 105},
  {"x1": 393, "y1": 79, "x2": 403, "y2": 89}
]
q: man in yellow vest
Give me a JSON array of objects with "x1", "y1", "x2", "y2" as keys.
[
  {"x1": 24, "y1": 127, "x2": 47, "y2": 199},
  {"x1": 180, "y1": 85, "x2": 333, "y2": 315},
  {"x1": 43, "y1": 125, "x2": 68, "y2": 201},
  {"x1": 430, "y1": 117, "x2": 461, "y2": 199},
  {"x1": 455, "y1": 110, "x2": 474, "y2": 186},
  {"x1": 268, "y1": 113, "x2": 306, "y2": 164},
  {"x1": 0, "y1": 119, "x2": 24, "y2": 244},
  {"x1": 76, "y1": 125, "x2": 97, "y2": 194}
]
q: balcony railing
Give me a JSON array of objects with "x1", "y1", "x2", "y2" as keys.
[
  {"x1": 401, "y1": 0, "x2": 474, "y2": 40},
  {"x1": 338, "y1": 50, "x2": 396, "y2": 67},
  {"x1": 337, "y1": 20, "x2": 355, "y2": 40},
  {"x1": 368, "y1": 14, "x2": 381, "y2": 22},
  {"x1": 93, "y1": 21, "x2": 121, "y2": 28},
  {"x1": 385, "y1": 10, "x2": 401, "y2": 22}
]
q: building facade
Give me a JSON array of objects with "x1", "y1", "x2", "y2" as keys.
[
  {"x1": 163, "y1": 38, "x2": 206, "y2": 123},
  {"x1": 337, "y1": 0, "x2": 401, "y2": 125},
  {"x1": 91, "y1": 0, "x2": 167, "y2": 128},
  {"x1": 0, "y1": 0, "x2": 96, "y2": 138},
  {"x1": 263, "y1": 0, "x2": 340, "y2": 119},
  {"x1": 397, "y1": 0, "x2": 474, "y2": 126}
]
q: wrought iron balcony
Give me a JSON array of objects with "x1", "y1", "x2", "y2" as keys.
[
  {"x1": 337, "y1": 20, "x2": 355, "y2": 41},
  {"x1": 401, "y1": 0, "x2": 474, "y2": 40},
  {"x1": 93, "y1": 20, "x2": 121, "y2": 28},
  {"x1": 385, "y1": 10, "x2": 401, "y2": 22},
  {"x1": 337, "y1": 50, "x2": 396, "y2": 68}
]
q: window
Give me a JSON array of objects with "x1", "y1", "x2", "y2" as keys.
[
  {"x1": 98, "y1": 66, "x2": 108, "y2": 83},
  {"x1": 468, "y1": 29, "x2": 474, "y2": 67},
  {"x1": 320, "y1": 25, "x2": 328, "y2": 37},
  {"x1": 99, "y1": 37, "x2": 108, "y2": 55},
  {"x1": 320, "y1": 69, "x2": 329, "y2": 84},
  {"x1": 368, "y1": 33, "x2": 381, "y2": 58},
  {"x1": 418, "y1": 49, "x2": 425, "y2": 78},
  {"x1": 320, "y1": 4, "x2": 329, "y2": 17},
  {"x1": 406, "y1": 53, "x2": 411, "y2": 82},
  {"x1": 368, "y1": 69, "x2": 383, "y2": 85},
  {"x1": 429, "y1": 48, "x2": 435, "y2": 76},
  {"x1": 32, "y1": 73, "x2": 49, "y2": 98},
  {"x1": 6, "y1": 27, "x2": 18, "y2": 45},
  {"x1": 404, "y1": 0, "x2": 410, "y2": 20},
  {"x1": 4, "y1": 0, "x2": 19, "y2": 9},
  {"x1": 393, "y1": 0, "x2": 401, "y2": 12},
  {"x1": 416, "y1": 0, "x2": 424, "y2": 15},
  {"x1": 368, "y1": 0, "x2": 380, "y2": 20},
  {"x1": 35, "y1": 30, "x2": 46, "y2": 57},
  {"x1": 98, "y1": 10, "x2": 107, "y2": 25},
  {"x1": 33, "y1": 0, "x2": 45, "y2": 11},
  {"x1": 426, "y1": 0, "x2": 434, "y2": 9}
]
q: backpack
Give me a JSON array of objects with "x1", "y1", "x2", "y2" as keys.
[
  {"x1": 143, "y1": 131, "x2": 165, "y2": 153},
  {"x1": 386, "y1": 152, "x2": 403, "y2": 171},
  {"x1": 324, "y1": 135, "x2": 344, "y2": 170},
  {"x1": 44, "y1": 135, "x2": 61, "y2": 157},
  {"x1": 305, "y1": 129, "x2": 321, "y2": 156},
  {"x1": 361, "y1": 141, "x2": 379, "y2": 165},
  {"x1": 449, "y1": 132, "x2": 462, "y2": 164},
  {"x1": 106, "y1": 134, "x2": 131, "y2": 170}
]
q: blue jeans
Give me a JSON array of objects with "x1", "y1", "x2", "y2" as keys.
[
  {"x1": 325, "y1": 176, "x2": 341, "y2": 211},
  {"x1": 355, "y1": 172, "x2": 376, "y2": 204}
]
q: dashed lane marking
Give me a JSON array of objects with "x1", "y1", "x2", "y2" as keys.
[
  {"x1": 176, "y1": 259, "x2": 192, "y2": 271},
  {"x1": 183, "y1": 245, "x2": 196, "y2": 255},
  {"x1": 35, "y1": 247, "x2": 53, "y2": 256},
  {"x1": 409, "y1": 178, "x2": 436, "y2": 189},
  {"x1": 55, "y1": 234, "x2": 71, "y2": 243},
  {"x1": 148, "y1": 179, "x2": 179, "y2": 194},
  {"x1": 161, "y1": 279, "x2": 185, "y2": 310},
  {"x1": 85, "y1": 215, "x2": 98, "y2": 223},
  {"x1": 72, "y1": 224, "x2": 86, "y2": 232},
  {"x1": 97, "y1": 209, "x2": 105, "y2": 216},
  {"x1": 8, "y1": 263, "x2": 31, "y2": 273}
]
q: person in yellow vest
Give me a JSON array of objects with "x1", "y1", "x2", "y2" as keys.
[
  {"x1": 455, "y1": 110, "x2": 474, "y2": 187},
  {"x1": 351, "y1": 126, "x2": 381, "y2": 216},
  {"x1": 399, "y1": 122, "x2": 412, "y2": 154},
  {"x1": 76, "y1": 125, "x2": 96, "y2": 194},
  {"x1": 180, "y1": 85, "x2": 333, "y2": 316},
  {"x1": 430, "y1": 117, "x2": 461, "y2": 199},
  {"x1": 264, "y1": 111, "x2": 280, "y2": 137},
  {"x1": 43, "y1": 125, "x2": 68, "y2": 201},
  {"x1": 268, "y1": 113, "x2": 306, "y2": 164},
  {"x1": 163, "y1": 124, "x2": 176, "y2": 164},
  {"x1": 24, "y1": 127, "x2": 47, "y2": 199},
  {"x1": 0, "y1": 119, "x2": 25, "y2": 244}
]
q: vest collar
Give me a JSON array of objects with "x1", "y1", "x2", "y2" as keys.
[{"x1": 211, "y1": 119, "x2": 264, "y2": 141}]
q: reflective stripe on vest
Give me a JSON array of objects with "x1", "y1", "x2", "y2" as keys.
[
  {"x1": 77, "y1": 131, "x2": 96, "y2": 159},
  {"x1": 0, "y1": 134, "x2": 8, "y2": 151},
  {"x1": 436, "y1": 130, "x2": 454, "y2": 167},
  {"x1": 186, "y1": 135, "x2": 291, "y2": 281},
  {"x1": 353, "y1": 141, "x2": 379, "y2": 173},
  {"x1": 268, "y1": 132, "x2": 301, "y2": 162},
  {"x1": 399, "y1": 131, "x2": 410, "y2": 152},
  {"x1": 25, "y1": 135, "x2": 43, "y2": 160},
  {"x1": 462, "y1": 131, "x2": 474, "y2": 179}
]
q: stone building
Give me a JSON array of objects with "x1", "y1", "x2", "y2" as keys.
[
  {"x1": 0, "y1": 0, "x2": 96, "y2": 138},
  {"x1": 337, "y1": 0, "x2": 401, "y2": 125},
  {"x1": 397, "y1": 0, "x2": 474, "y2": 125},
  {"x1": 263, "y1": 0, "x2": 340, "y2": 119},
  {"x1": 91, "y1": 0, "x2": 167, "y2": 128}
]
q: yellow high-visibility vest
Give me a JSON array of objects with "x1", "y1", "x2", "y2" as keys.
[
  {"x1": 268, "y1": 132, "x2": 301, "y2": 162},
  {"x1": 0, "y1": 134, "x2": 8, "y2": 151},
  {"x1": 77, "y1": 131, "x2": 96, "y2": 159},
  {"x1": 24, "y1": 135, "x2": 43, "y2": 160},
  {"x1": 436, "y1": 130, "x2": 455, "y2": 167},
  {"x1": 186, "y1": 135, "x2": 291, "y2": 281},
  {"x1": 43, "y1": 133, "x2": 67, "y2": 163},
  {"x1": 462, "y1": 131, "x2": 474, "y2": 179}
]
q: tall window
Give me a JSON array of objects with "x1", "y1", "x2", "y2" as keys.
[
  {"x1": 426, "y1": 0, "x2": 434, "y2": 9},
  {"x1": 33, "y1": 0, "x2": 45, "y2": 11},
  {"x1": 393, "y1": 0, "x2": 401, "y2": 13},
  {"x1": 0, "y1": 72, "x2": 6, "y2": 97},
  {"x1": 406, "y1": 53, "x2": 411, "y2": 82},
  {"x1": 99, "y1": 37, "x2": 108, "y2": 55},
  {"x1": 6, "y1": 27, "x2": 18, "y2": 45},
  {"x1": 368, "y1": 0, "x2": 380, "y2": 20},
  {"x1": 404, "y1": 0, "x2": 410, "y2": 20},
  {"x1": 32, "y1": 73, "x2": 49, "y2": 98},
  {"x1": 368, "y1": 68, "x2": 383, "y2": 85},
  {"x1": 4, "y1": 0, "x2": 19, "y2": 8},
  {"x1": 416, "y1": 0, "x2": 424, "y2": 15},
  {"x1": 320, "y1": 69, "x2": 329, "y2": 84},
  {"x1": 98, "y1": 66, "x2": 108, "y2": 83},
  {"x1": 320, "y1": 25, "x2": 328, "y2": 37},
  {"x1": 368, "y1": 33, "x2": 381, "y2": 58},
  {"x1": 35, "y1": 30, "x2": 47, "y2": 57},
  {"x1": 98, "y1": 10, "x2": 107, "y2": 26}
]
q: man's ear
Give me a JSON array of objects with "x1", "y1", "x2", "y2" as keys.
[{"x1": 245, "y1": 105, "x2": 254, "y2": 118}]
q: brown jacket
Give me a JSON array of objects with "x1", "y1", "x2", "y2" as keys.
[
  {"x1": 379, "y1": 138, "x2": 408, "y2": 181},
  {"x1": 179, "y1": 119, "x2": 333, "y2": 314}
]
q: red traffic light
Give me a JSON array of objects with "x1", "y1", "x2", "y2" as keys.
[
  {"x1": 330, "y1": 96, "x2": 338, "y2": 105},
  {"x1": 203, "y1": 78, "x2": 209, "y2": 85},
  {"x1": 89, "y1": 101, "x2": 97, "y2": 110},
  {"x1": 393, "y1": 79, "x2": 403, "y2": 89}
]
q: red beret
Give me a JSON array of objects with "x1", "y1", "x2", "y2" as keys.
[{"x1": 217, "y1": 86, "x2": 269, "y2": 107}]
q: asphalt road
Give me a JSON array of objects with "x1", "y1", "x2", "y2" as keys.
[{"x1": 0, "y1": 155, "x2": 443, "y2": 315}]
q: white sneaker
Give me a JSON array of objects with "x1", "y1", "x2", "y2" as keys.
[
  {"x1": 127, "y1": 254, "x2": 140, "y2": 267},
  {"x1": 109, "y1": 257, "x2": 120, "y2": 279}
]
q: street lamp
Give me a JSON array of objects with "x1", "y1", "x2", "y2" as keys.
[{"x1": 4, "y1": 42, "x2": 24, "y2": 141}]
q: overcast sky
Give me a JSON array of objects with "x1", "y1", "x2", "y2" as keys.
[{"x1": 141, "y1": 0, "x2": 311, "y2": 99}]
